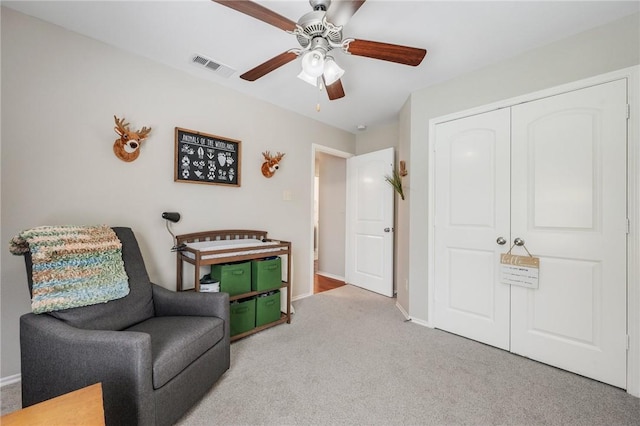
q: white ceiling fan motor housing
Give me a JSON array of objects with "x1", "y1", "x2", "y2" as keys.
[{"x1": 295, "y1": 8, "x2": 343, "y2": 51}]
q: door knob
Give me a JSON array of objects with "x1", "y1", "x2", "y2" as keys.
[
  {"x1": 514, "y1": 238, "x2": 525, "y2": 246},
  {"x1": 384, "y1": 228, "x2": 392, "y2": 232},
  {"x1": 496, "y1": 237, "x2": 506, "y2": 245}
]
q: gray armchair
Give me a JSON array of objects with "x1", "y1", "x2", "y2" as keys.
[{"x1": 19, "y1": 227, "x2": 230, "y2": 426}]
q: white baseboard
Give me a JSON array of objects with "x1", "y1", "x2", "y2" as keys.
[
  {"x1": 395, "y1": 302, "x2": 411, "y2": 320},
  {"x1": 316, "y1": 271, "x2": 345, "y2": 282},
  {"x1": 410, "y1": 317, "x2": 433, "y2": 328},
  {"x1": 0, "y1": 374, "x2": 21, "y2": 387},
  {"x1": 395, "y1": 301, "x2": 433, "y2": 328},
  {"x1": 292, "y1": 292, "x2": 313, "y2": 301}
]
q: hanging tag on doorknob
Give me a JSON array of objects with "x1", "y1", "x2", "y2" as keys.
[{"x1": 500, "y1": 240, "x2": 539, "y2": 289}]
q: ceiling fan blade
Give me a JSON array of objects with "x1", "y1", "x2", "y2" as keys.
[
  {"x1": 240, "y1": 51, "x2": 298, "y2": 81},
  {"x1": 324, "y1": 78, "x2": 345, "y2": 100},
  {"x1": 212, "y1": 0, "x2": 297, "y2": 32},
  {"x1": 345, "y1": 39, "x2": 427, "y2": 66},
  {"x1": 326, "y1": 0, "x2": 366, "y2": 26}
]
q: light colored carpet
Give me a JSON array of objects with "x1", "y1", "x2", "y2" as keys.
[
  {"x1": 2, "y1": 285, "x2": 639, "y2": 424},
  {"x1": 178, "y1": 285, "x2": 639, "y2": 425},
  {"x1": 0, "y1": 381, "x2": 21, "y2": 415}
]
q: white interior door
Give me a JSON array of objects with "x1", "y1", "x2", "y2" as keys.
[
  {"x1": 433, "y1": 108, "x2": 512, "y2": 350},
  {"x1": 346, "y1": 148, "x2": 394, "y2": 297},
  {"x1": 510, "y1": 79, "x2": 628, "y2": 388}
]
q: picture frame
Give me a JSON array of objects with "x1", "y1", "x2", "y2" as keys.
[{"x1": 174, "y1": 127, "x2": 241, "y2": 187}]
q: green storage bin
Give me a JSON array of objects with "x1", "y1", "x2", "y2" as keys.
[
  {"x1": 256, "y1": 291, "x2": 281, "y2": 327},
  {"x1": 211, "y1": 261, "x2": 251, "y2": 296},
  {"x1": 230, "y1": 297, "x2": 256, "y2": 336},
  {"x1": 251, "y1": 257, "x2": 282, "y2": 292}
]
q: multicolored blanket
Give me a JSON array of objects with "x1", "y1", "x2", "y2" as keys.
[{"x1": 10, "y1": 225, "x2": 129, "y2": 314}]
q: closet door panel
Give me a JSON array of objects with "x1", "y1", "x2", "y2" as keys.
[
  {"x1": 433, "y1": 108, "x2": 511, "y2": 350},
  {"x1": 510, "y1": 79, "x2": 628, "y2": 388}
]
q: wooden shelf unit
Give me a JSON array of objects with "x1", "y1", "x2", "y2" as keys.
[{"x1": 175, "y1": 229, "x2": 291, "y2": 341}]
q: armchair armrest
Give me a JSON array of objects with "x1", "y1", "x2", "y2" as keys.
[
  {"x1": 151, "y1": 283, "x2": 229, "y2": 319},
  {"x1": 20, "y1": 313, "x2": 154, "y2": 426}
]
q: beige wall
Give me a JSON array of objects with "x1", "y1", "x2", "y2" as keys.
[
  {"x1": 395, "y1": 100, "x2": 411, "y2": 312},
  {"x1": 355, "y1": 122, "x2": 398, "y2": 156},
  {"x1": 400, "y1": 12, "x2": 640, "y2": 322},
  {"x1": 0, "y1": 8, "x2": 355, "y2": 378}
]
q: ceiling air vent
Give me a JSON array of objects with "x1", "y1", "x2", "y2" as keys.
[{"x1": 192, "y1": 54, "x2": 235, "y2": 78}]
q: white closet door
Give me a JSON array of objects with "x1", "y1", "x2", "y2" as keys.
[
  {"x1": 510, "y1": 79, "x2": 628, "y2": 388},
  {"x1": 433, "y1": 108, "x2": 512, "y2": 350}
]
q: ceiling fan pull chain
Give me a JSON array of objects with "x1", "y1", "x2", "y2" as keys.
[{"x1": 316, "y1": 78, "x2": 323, "y2": 112}]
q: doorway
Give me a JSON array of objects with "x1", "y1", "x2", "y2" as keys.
[
  {"x1": 310, "y1": 145, "x2": 396, "y2": 297},
  {"x1": 312, "y1": 147, "x2": 349, "y2": 294}
]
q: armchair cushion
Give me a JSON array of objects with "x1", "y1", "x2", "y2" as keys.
[{"x1": 126, "y1": 316, "x2": 225, "y2": 389}]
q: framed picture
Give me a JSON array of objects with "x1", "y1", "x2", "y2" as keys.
[{"x1": 174, "y1": 127, "x2": 241, "y2": 187}]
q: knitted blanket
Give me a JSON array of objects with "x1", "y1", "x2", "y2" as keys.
[{"x1": 10, "y1": 225, "x2": 130, "y2": 314}]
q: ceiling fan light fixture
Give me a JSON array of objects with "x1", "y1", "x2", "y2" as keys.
[
  {"x1": 297, "y1": 69, "x2": 319, "y2": 86},
  {"x1": 322, "y1": 56, "x2": 344, "y2": 85},
  {"x1": 301, "y1": 49, "x2": 326, "y2": 77}
]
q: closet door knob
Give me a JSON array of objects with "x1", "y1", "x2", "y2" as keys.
[
  {"x1": 496, "y1": 237, "x2": 506, "y2": 245},
  {"x1": 514, "y1": 238, "x2": 525, "y2": 246}
]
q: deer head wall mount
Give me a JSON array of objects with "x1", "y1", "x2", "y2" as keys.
[
  {"x1": 261, "y1": 151, "x2": 285, "y2": 178},
  {"x1": 113, "y1": 115, "x2": 152, "y2": 162}
]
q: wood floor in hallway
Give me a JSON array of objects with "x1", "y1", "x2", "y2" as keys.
[{"x1": 314, "y1": 273, "x2": 345, "y2": 293}]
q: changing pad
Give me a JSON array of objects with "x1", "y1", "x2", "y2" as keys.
[{"x1": 183, "y1": 239, "x2": 285, "y2": 260}]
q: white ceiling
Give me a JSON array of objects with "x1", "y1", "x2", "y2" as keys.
[{"x1": 4, "y1": 1, "x2": 639, "y2": 133}]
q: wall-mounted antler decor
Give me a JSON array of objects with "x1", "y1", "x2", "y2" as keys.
[
  {"x1": 261, "y1": 151, "x2": 285, "y2": 178},
  {"x1": 399, "y1": 160, "x2": 408, "y2": 177},
  {"x1": 113, "y1": 115, "x2": 152, "y2": 162}
]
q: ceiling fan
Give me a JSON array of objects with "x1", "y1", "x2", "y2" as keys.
[{"x1": 213, "y1": 0, "x2": 427, "y2": 101}]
